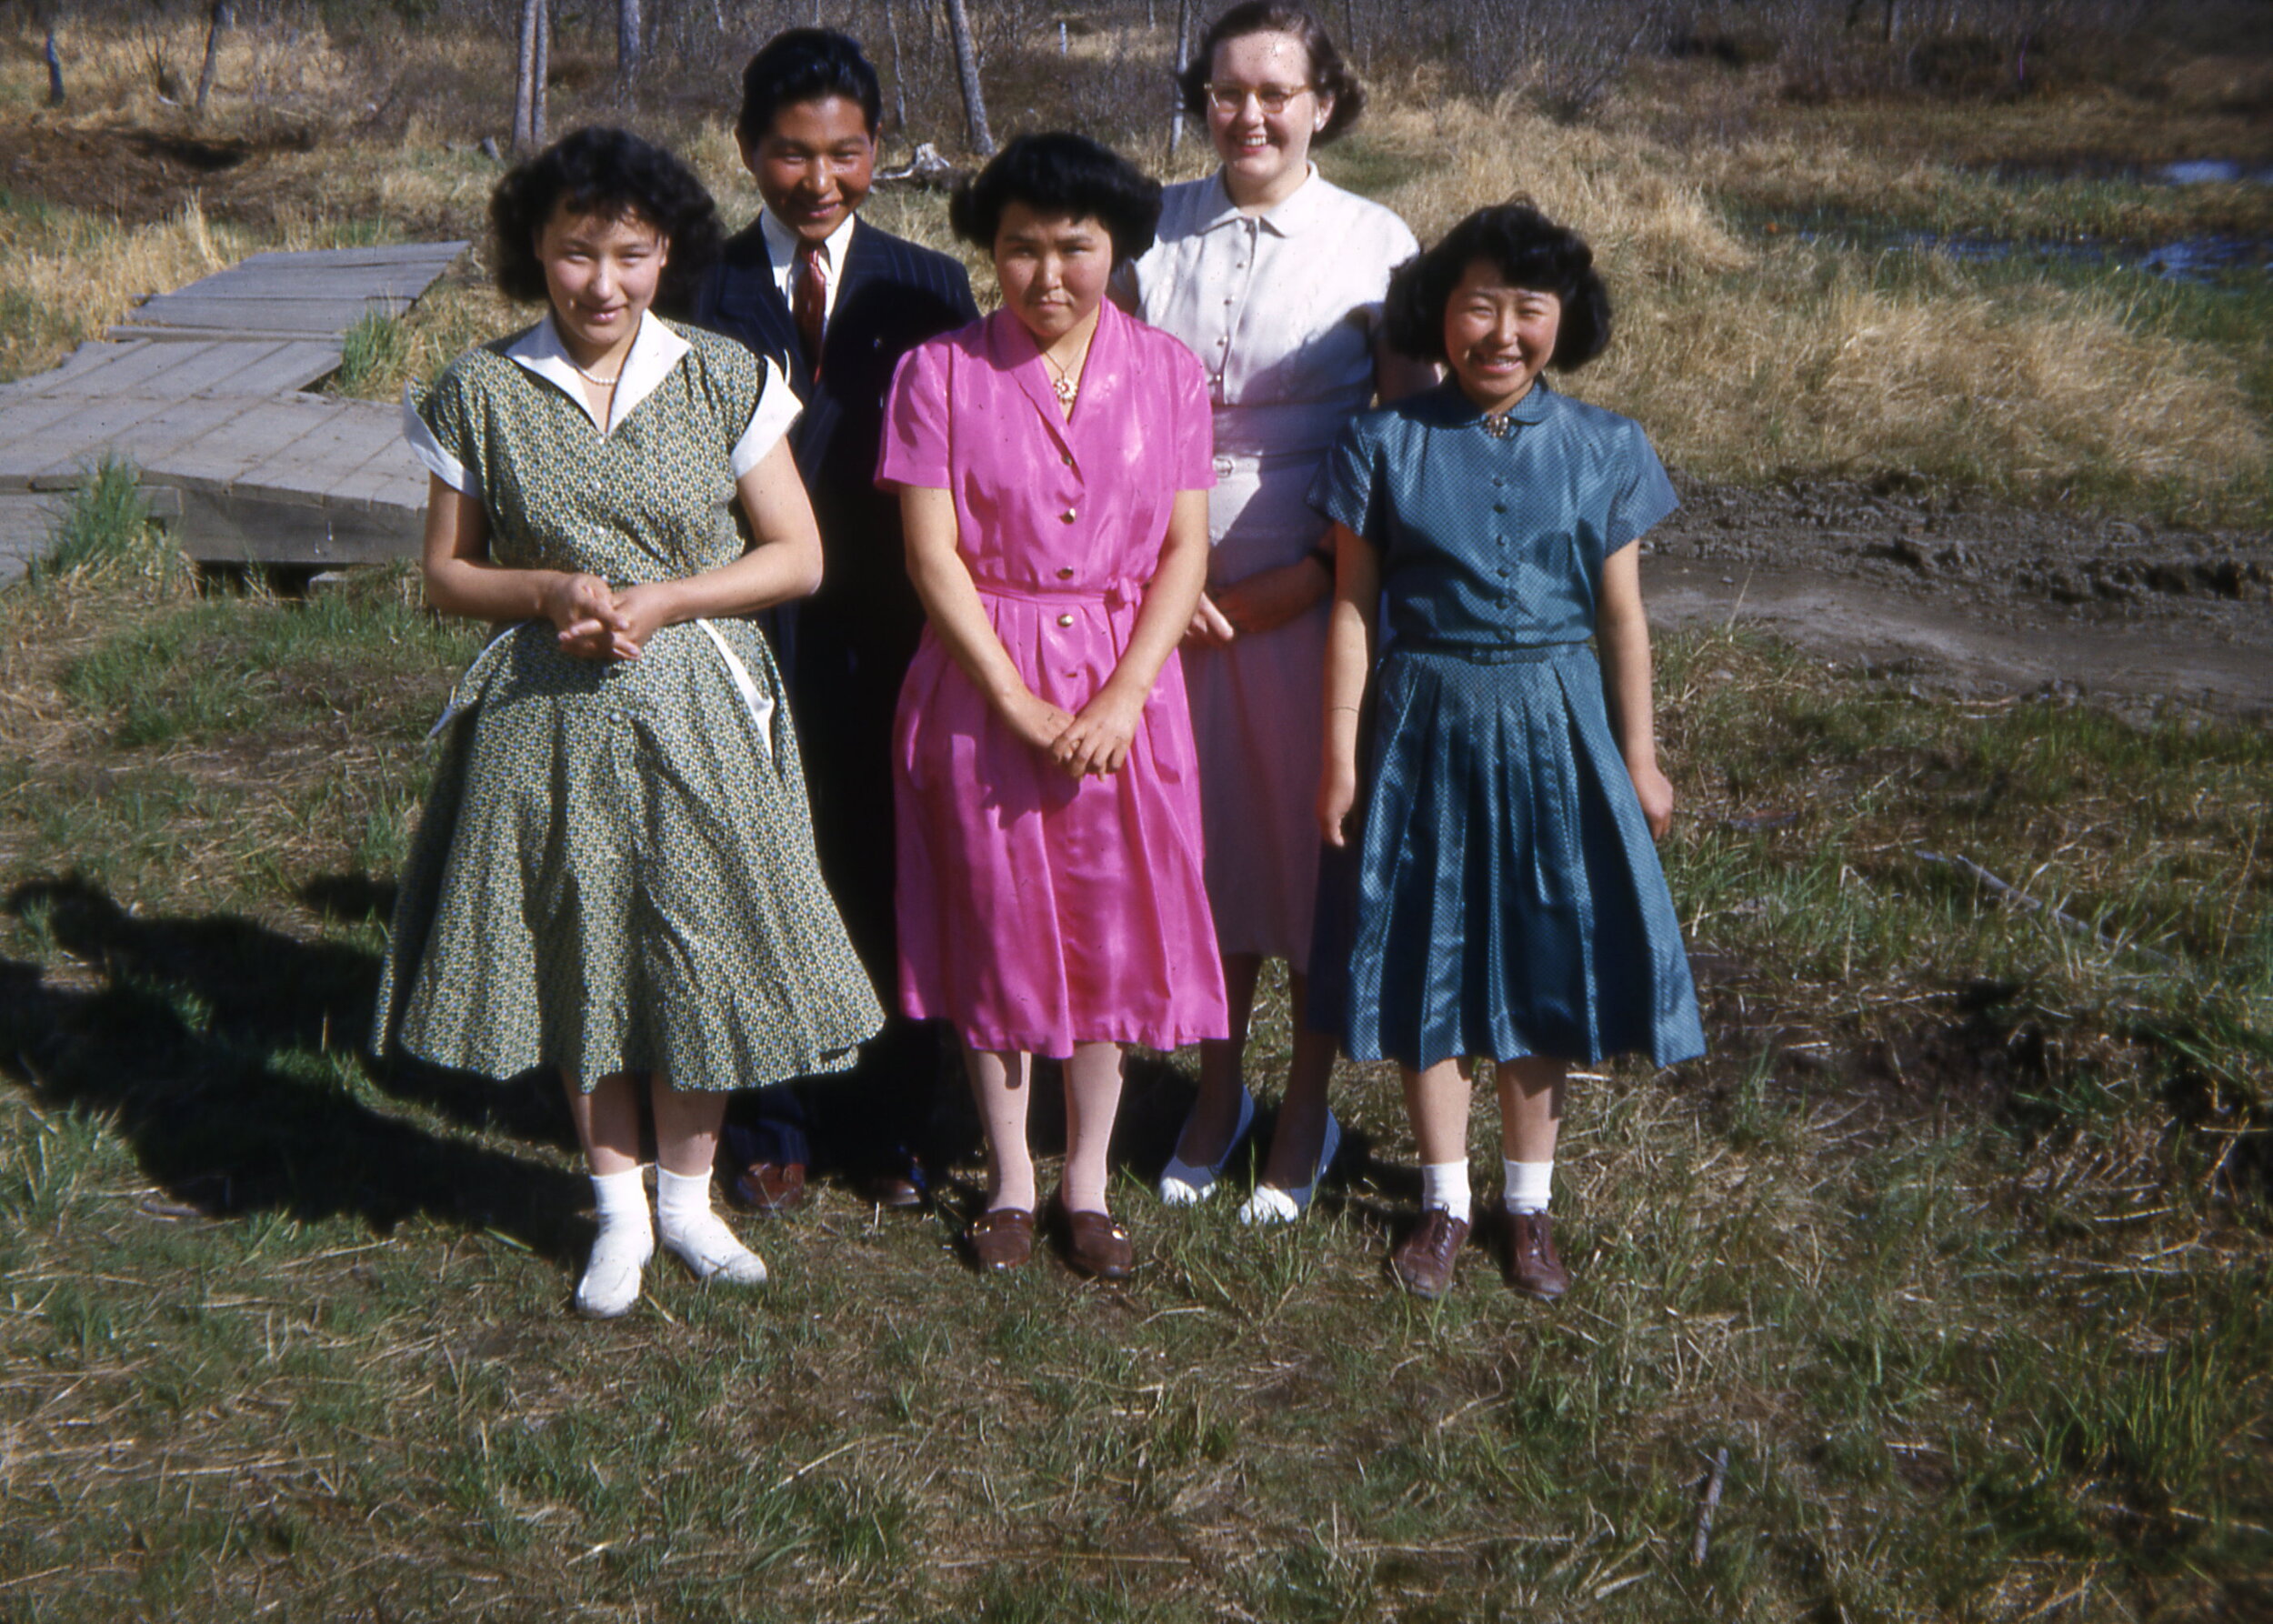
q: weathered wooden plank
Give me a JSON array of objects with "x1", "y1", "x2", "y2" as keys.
[
  {"x1": 325, "y1": 438, "x2": 430, "y2": 509},
  {"x1": 0, "y1": 491, "x2": 58, "y2": 583},
  {"x1": 123, "y1": 296, "x2": 387, "y2": 332},
  {"x1": 240, "y1": 402, "x2": 401, "y2": 495},
  {"x1": 235, "y1": 242, "x2": 470, "y2": 271},
  {"x1": 126, "y1": 340, "x2": 292, "y2": 396},
  {"x1": 170, "y1": 483, "x2": 423, "y2": 566},
  {"x1": 42, "y1": 398, "x2": 267, "y2": 483},
  {"x1": 108, "y1": 325, "x2": 365, "y2": 345},
  {"x1": 143, "y1": 400, "x2": 337, "y2": 487},
  {"x1": 0, "y1": 340, "x2": 154, "y2": 400},
  {"x1": 152, "y1": 268, "x2": 449, "y2": 298},
  {"x1": 196, "y1": 341, "x2": 343, "y2": 396},
  {"x1": 0, "y1": 394, "x2": 193, "y2": 482},
  {"x1": 40, "y1": 339, "x2": 225, "y2": 400}
]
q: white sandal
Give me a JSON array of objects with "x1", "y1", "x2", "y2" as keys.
[
  {"x1": 1237, "y1": 1110, "x2": 1341, "y2": 1226},
  {"x1": 1157, "y1": 1088, "x2": 1256, "y2": 1206}
]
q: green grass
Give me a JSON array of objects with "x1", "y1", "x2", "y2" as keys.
[
  {"x1": 0, "y1": 576, "x2": 2265, "y2": 1618},
  {"x1": 31, "y1": 455, "x2": 179, "y2": 585}
]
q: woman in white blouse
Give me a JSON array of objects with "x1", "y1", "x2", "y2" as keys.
[{"x1": 1124, "y1": 1, "x2": 1435, "y2": 1223}]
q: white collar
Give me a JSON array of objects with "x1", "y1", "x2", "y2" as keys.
[
  {"x1": 506, "y1": 310, "x2": 690, "y2": 433},
  {"x1": 1204, "y1": 164, "x2": 1328, "y2": 236},
  {"x1": 758, "y1": 206, "x2": 859, "y2": 276}
]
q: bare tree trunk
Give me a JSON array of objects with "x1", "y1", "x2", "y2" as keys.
[
  {"x1": 941, "y1": 0, "x2": 993, "y2": 155},
  {"x1": 1168, "y1": 0, "x2": 1192, "y2": 156},
  {"x1": 617, "y1": 0, "x2": 642, "y2": 97},
  {"x1": 533, "y1": 0, "x2": 550, "y2": 145},
  {"x1": 195, "y1": 1, "x2": 230, "y2": 116},
  {"x1": 44, "y1": 25, "x2": 65, "y2": 106},
  {"x1": 884, "y1": 0, "x2": 908, "y2": 133},
  {"x1": 513, "y1": 0, "x2": 541, "y2": 149}
]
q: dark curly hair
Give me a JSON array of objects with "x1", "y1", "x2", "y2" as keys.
[
  {"x1": 948, "y1": 133, "x2": 1163, "y2": 266},
  {"x1": 489, "y1": 126, "x2": 722, "y2": 311},
  {"x1": 1177, "y1": 3, "x2": 1366, "y2": 146},
  {"x1": 736, "y1": 28, "x2": 882, "y2": 145},
  {"x1": 1383, "y1": 202, "x2": 1611, "y2": 369}
]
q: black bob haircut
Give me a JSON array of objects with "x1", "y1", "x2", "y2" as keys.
[
  {"x1": 1177, "y1": 2, "x2": 1366, "y2": 145},
  {"x1": 489, "y1": 126, "x2": 722, "y2": 310},
  {"x1": 948, "y1": 133, "x2": 1163, "y2": 266},
  {"x1": 736, "y1": 28, "x2": 882, "y2": 146},
  {"x1": 1383, "y1": 202, "x2": 1612, "y2": 370}
]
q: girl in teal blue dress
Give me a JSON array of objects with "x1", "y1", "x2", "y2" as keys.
[{"x1": 1308, "y1": 203, "x2": 1703, "y2": 1304}]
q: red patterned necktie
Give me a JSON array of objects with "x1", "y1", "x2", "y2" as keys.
[{"x1": 793, "y1": 237, "x2": 827, "y2": 374}]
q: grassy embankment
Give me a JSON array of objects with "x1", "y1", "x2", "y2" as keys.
[{"x1": 0, "y1": 15, "x2": 2268, "y2": 1620}]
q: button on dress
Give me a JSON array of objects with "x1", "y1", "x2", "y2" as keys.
[
  {"x1": 878, "y1": 303, "x2": 1229, "y2": 1058},
  {"x1": 1307, "y1": 379, "x2": 1706, "y2": 1070},
  {"x1": 1126, "y1": 169, "x2": 1418, "y2": 961},
  {"x1": 373, "y1": 315, "x2": 885, "y2": 1089}
]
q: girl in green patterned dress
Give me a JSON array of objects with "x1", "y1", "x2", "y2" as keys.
[{"x1": 375, "y1": 128, "x2": 883, "y2": 1318}]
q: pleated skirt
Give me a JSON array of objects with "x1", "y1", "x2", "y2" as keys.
[{"x1": 1309, "y1": 641, "x2": 1705, "y2": 1071}]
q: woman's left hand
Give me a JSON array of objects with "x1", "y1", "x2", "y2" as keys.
[
  {"x1": 603, "y1": 582, "x2": 678, "y2": 661},
  {"x1": 1212, "y1": 557, "x2": 1331, "y2": 637},
  {"x1": 1628, "y1": 758, "x2": 1674, "y2": 840},
  {"x1": 1051, "y1": 687, "x2": 1145, "y2": 780}
]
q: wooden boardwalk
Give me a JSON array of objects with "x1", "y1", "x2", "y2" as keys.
[{"x1": 0, "y1": 241, "x2": 468, "y2": 569}]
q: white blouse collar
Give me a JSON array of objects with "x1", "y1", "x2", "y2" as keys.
[
  {"x1": 506, "y1": 310, "x2": 690, "y2": 432},
  {"x1": 1203, "y1": 164, "x2": 1329, "y2": 237}
]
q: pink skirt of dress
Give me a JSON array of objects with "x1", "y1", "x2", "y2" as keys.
[{"x1": 893, "y1": 577, "x2": 1230, "y2": 1058}]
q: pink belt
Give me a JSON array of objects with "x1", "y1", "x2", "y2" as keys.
[{"x1": 971, "y1": 577, "x2": 1136, "y2": 609}]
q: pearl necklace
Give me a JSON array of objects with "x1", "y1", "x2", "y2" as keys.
[{"x1": 570, "y1": 359, "x2": 623, "y2": 386}]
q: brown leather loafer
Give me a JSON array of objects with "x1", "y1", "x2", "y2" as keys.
[
  {"x1": 735, "y1": 1160, "x2": 806, "y2": 1217},
  {"x1": 859, "y1": 1158, "x2": 928, "y2": 1210},
  {"x1": 966, "y1": 1207, "x2": 1035, "y2": 1272},
  {"x1": 1500, "y1": 1209, "x2": 1570, "y2": 1301},
  {"x1": 1057, "y1": 1206, "x2": 1134, "y2": 1281},
  {"x1": 1389, "y1": 1208, "x2": 1471, "y2": 1299}
]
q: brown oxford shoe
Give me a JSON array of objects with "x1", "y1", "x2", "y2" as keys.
[
  {"x1": 1055, "y1": 1201, "x2": 1134, "y2": 1281},
  {"x1": 966, "y1": 1207, "x2": 1035, "y2": 1272},
  {"x1": 1499, "y1": 1209, "x2": 1571, "y2": 1302},
  {"x1": 859, "y1": 1154, "x2": 929, "y2": 1210},
  {"x1": 1389, "y1": 1208, "x2": 1471, "y2": 1300},
  {"x1": 734, "y1": 1160, "x2": 807, "y2": 1217}
]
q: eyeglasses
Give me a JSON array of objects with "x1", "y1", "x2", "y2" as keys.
[{"x1": 1201, "y1": 81, "x2": 1312, "y2": 115}]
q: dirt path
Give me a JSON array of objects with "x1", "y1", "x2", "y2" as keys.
[{"x1": 1645, "y1": 478, "x2": 2273, "y2": 716}]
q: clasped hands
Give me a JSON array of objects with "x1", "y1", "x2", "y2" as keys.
[
  {"x1": 1006, "y1": 686, "x2": 1143, "y2": 782},
  {"x1": 544, "y1": 574, "x2": 675, "y2": 663}
]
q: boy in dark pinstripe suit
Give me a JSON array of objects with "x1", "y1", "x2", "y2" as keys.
[{"x1": 682, "y1": 28, "x2": 979, "y2": 1213}]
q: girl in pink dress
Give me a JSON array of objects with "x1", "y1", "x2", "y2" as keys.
[{"x1": 878, "y1": 134, "x2": 1228, "y2": 1279}]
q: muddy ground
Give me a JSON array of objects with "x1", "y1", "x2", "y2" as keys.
[{"x1": 1646, "y1": 477, "x2": 2273, "y2": 717}]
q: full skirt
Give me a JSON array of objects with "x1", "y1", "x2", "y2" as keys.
[
  {"x1": 373, "y1": 619, "x2": 885, "y2": 1088},
  {"x1": 1310, "y1": 642, "x2": 1704, "y2": 1070}
]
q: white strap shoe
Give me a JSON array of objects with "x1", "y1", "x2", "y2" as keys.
[
  {"x1": 1157, "y1": 1088, "x2": 1256, "y2": 1206},
  {"x1": 574, "y1": 1220, "x2": 655, "y2": 1318},
  {"x1": 1237, "y1": 1111, "x2": 1342, "y2": 1226},
  {"x1": 659, "y1": 1210, "x2": 769, "y2": 1286}
]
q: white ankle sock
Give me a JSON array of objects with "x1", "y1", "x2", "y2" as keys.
[
  {"x1": 575, "y1": 1167, "x2": 654, "y2": 1319},
  {"x1": 1503, "y1": 1158, "x2": 1555, "y2": 1215},
  {"x1": 656, "y1": 1167, "x2": 766, "y2": 1286},
  {"x1": 1419, "y1": 1160, "x2": 1472, "y2": 1224}
]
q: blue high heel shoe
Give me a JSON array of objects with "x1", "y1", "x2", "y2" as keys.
[
  {"x1": 1237, "y1": 1110, "x2": 1342, "y2": 1226},
  {"x1": 1157, "y1": 1088, "x2": 1256, "y2": 1206}
]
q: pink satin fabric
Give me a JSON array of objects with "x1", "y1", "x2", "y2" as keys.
[{"x1": 877, "y1": 303, "x2": 1230, "y2": 1058}]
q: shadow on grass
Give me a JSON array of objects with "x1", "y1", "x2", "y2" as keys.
[{"x1": 0, "y1": 872, "x2": 584, "y2": 1263}]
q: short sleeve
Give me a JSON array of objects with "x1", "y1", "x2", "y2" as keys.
[
  {"x1": 1355, "y1": 213, "x2": 1421, "y2": 337},
  {"x1": 1601, "y1": 419, "x2": 1679, "y2": 557},
  {"x1": 876, "y1": 339, "x2": 952, "y2": 490},
  {"x1": 1167, "y1": 342, "x2": 1215, "y2": 491},
  {"x1": 729, "y1": 356, "x2": 802, "y2": 476},
  {"x1": 1307, "y1": 417, "x2": 1381, "y2": 540},
  {"x1": 403, "y1": 369, "x2": 476, "y2": 496}
]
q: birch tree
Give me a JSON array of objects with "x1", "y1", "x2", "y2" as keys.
[{"x1": 942, "y1": 0, "x2": 994, "y2": 155}]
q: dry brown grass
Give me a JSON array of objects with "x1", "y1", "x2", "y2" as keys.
[{"x1": 1357, "y1": 101, "x2": 2270, "y2": 515}]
